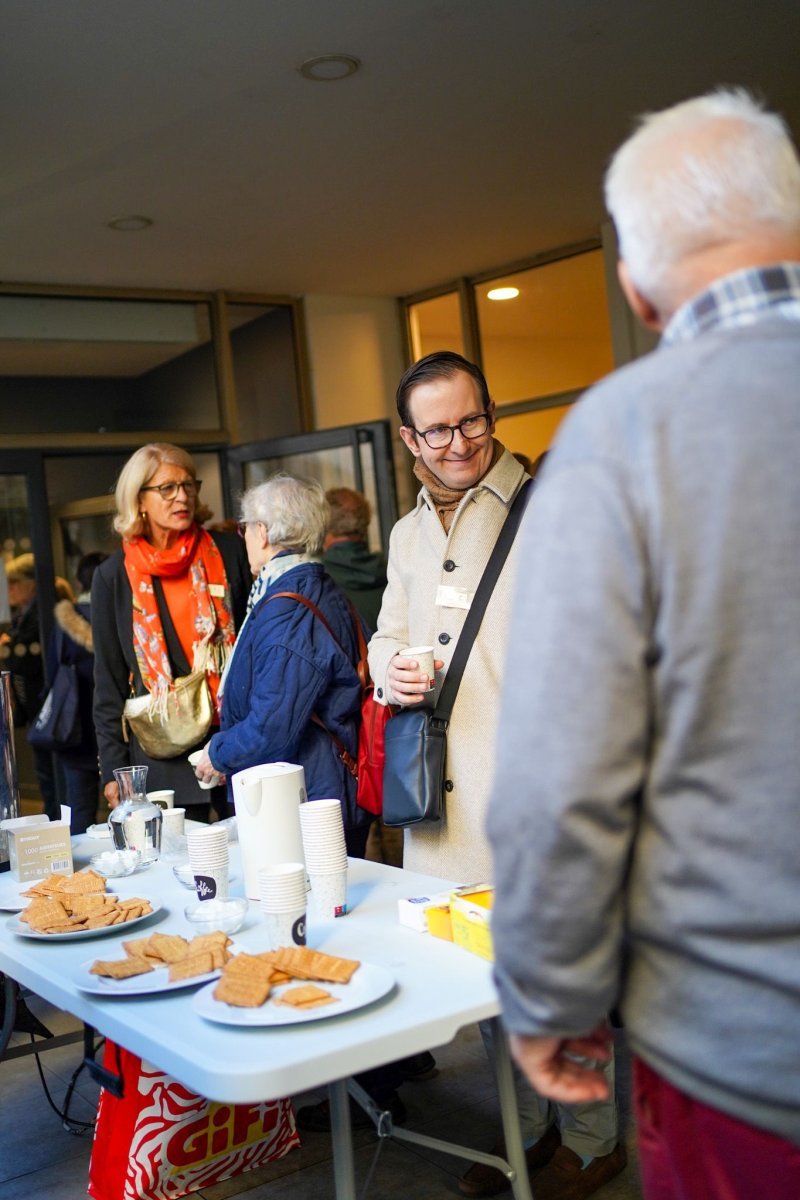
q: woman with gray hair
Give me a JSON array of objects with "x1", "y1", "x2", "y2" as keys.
[{"x1": 193, "y1": 473, "x2": 371, "y2": 854}]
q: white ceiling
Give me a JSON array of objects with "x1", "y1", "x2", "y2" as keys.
[{"x1": 3, "y1": 0, "x2": 799, "y2": 300}]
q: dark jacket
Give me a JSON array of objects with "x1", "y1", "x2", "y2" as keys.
[
  {"x1": 6, "y1": 598, "x2": 44, "y2": 725},
  {"x1": 322, "y1": 540, "x2": 387, "y2": 633},
  {"x1": 91, "y1": 530, "x2": 251, "y2": 807},
  {"x1": 209, "y1": 560, "x2": 370, "y2": 833},
  {"x1": 50, "y1": 598, "x2": 97, "y2": 769}
]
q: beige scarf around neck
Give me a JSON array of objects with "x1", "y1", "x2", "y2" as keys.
[{"x1": 413, "y1": 439, "x2": 503, "y2": 533}]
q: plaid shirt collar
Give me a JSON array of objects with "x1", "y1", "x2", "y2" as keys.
[{"x1": 662, "y1": 263, "x2": 800, "y2": 346}]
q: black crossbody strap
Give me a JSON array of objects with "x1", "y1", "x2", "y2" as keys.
[{"x1": 433, "y1": 478, "x2": 532, "y2": 725}]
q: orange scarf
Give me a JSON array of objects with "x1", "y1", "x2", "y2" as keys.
[{"x1": 123, "y1": 526, "x2": 236, "y2": 714}]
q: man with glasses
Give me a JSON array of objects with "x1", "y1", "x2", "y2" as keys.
[{"x1": 368, "y1": 351, "x2": 622, "y2": 1200}]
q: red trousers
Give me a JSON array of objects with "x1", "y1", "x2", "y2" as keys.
[{"x1": 634, "y1": 1057, "x2": 800, "y2": 1200}]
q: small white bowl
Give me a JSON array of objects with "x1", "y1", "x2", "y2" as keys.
[
  {"x1": 184, "y1": 896, "x2": 249, "y2": 935},
  {"x1": 173, "y1": 862, "x2": 196, "y2": 889},
  {"x1": 90, "y1": 848, "x2": 142, "y2": 878}
]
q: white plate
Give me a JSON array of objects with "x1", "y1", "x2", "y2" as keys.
[
  {"x1": 72, "y1": 955, "x2": 225, "y2": 996},
  {"x1": 0, "y1": 879, "x2": 29, "y2": 912},
  {"x1": 6, "y1": 903, "x2": 163, "y2": 941},
  {"x1": 192, "y1": 961, "x2": 395, "y2": 1027}
]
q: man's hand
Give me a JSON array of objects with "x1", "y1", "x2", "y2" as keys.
[
  {"x1": 509, "y1": 1024, "x2": 612, "y2": 1104},
  {"x1": 104, "y1": 780, "x2": 120, "y2": 810},
  {"x1": 387, "y1": 653, "x2": 445, "y2": 704}
]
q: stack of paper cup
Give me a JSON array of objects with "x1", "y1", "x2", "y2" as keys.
[
  {"x1": 186, "y1": 826, "x2": 229, "y2": 901},
  {"x1": 161, "y1": 807, "x2": 186, "y2": 860},
  {"x1": 258, "y1": 863, "x2": 307, "y2": 949},
  {"x1": 299, "y1": 799, "x2": 349, "y2": 918}
]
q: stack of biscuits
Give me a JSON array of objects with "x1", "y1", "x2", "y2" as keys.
[
  {"x1": 20, "y1": 870, "x2": 153, "y2": 934},
  {"x1": 90, "y1": 930, "x2": 233, "y2": 983},
  {"x1": 214, "y1": 945, "x2": 361, "y2": 1010}
]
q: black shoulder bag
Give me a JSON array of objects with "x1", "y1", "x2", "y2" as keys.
[{"x1": 382, "y1": 479, "x2": 532, "y2": 828}]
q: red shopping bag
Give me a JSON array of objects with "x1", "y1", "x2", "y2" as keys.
[{"x1": 88, "y1": 1042, "x2": 300, "y2": 1200}]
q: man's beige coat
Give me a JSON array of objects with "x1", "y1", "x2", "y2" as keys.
[{"x1": 368, "y1": 448, "x2": 528, "y2": 882}]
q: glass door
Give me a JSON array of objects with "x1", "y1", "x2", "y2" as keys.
[
  {"x1": 0, "y1": 452, "x2": 58, "y2": 814},
  {"x1": 225, "y1": 420, "x2": 398, "y2": 554}
]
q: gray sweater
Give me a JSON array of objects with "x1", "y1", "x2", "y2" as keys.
[{"x1": 488, "y1": 313, "x2": 800, "y2": 1145}]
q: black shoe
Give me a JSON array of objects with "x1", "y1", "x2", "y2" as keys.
[
  {"x1": 458, "y1": 1125, "x2": 561, "y2": 1198},
  {"x1": 397, "y1": 1050, "x2": 438, "y2": 1081},
  {"x1": 296, "y1": 1092, "x2": 407, "y2": 1133}
]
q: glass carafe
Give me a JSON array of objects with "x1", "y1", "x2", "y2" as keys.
[{"x1": 109, "y1": 765, "x2": 162, "y2": 864}]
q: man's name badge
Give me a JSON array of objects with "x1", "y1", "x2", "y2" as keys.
[{"x1": 435, "y1": 584, "x2": 473, "y2": 610}]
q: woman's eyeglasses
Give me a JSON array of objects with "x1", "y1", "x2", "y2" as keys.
[{"x1": 140, "y1": 479, "x2": 201, "y2": 501}]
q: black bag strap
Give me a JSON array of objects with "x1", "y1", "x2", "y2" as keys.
[
  {"x1": 432, "y1": 478, "x2": 532, "y2": 727},
  {"x1": 152, "y1": 577, "x2": 192, "y2": 676}
]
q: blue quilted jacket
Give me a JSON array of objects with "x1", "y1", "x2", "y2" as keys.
[{"x1": 208, "y1": 561, "x2": 369, "y2": 832}]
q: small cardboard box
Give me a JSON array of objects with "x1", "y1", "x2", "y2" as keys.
[
  {"x1": 0, "y1": 808, "x2": 73, "y2": 882},
  {"x1": 449, "y1": 884, "x2": 494, "y2": 961},
  {"x1": 425, "y1": 904, "x2": 453, "y2": 941},
  {"x1": 398, "y1": 890, "x2": 453, "y2": 933}
]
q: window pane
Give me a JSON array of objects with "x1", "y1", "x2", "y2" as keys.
[
  {"x1": 0, "y1": 296, "x2": 219, "y2": 433},
  {"x1": 407, "y1": 293, "x2": 464, "y2": 361},
  {"x1": 227, "y1": 304, "x2": 302, "y2": 442},
  {"x1": 476, "y1": 251, "x2": 613, "y2": 404},
  {"x1": 494, "y1": 404, "x2": 573, "y2": 467}
]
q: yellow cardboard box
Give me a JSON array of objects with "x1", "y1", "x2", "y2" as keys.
[
  {"x1": 425, "y1": 904, "x2": 453, "y2": 941},
  {"x1": 449, "y1": 884, "x2": 494, "y2": 961}
]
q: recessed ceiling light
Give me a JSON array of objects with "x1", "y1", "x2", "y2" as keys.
[
  {"x1": 107, "y1": 215, "x2": 153, "y2": 232},
  {"x1": 487, "y1": 287, "x2": 520, "y2": 301},
  {"x1": 298, "y1": 54, "x2": 361, "y2": 82}
]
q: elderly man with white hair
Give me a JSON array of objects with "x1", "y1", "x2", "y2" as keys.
[
  {"x1": 488, "y1": 89, "x2": 800, "y2": 1200},
  {"x1": 193, "y1": 473, "x2": 372, "y2": 856}
]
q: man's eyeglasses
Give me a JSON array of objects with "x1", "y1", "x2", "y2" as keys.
[
  {"x1": 411, "y1": 413, "x2": 490, "y2": 449},
  {"x1": 140, "y1": 479, "x2": 201, "y2": 501}
]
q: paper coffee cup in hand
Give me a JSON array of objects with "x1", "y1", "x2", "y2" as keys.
[
  {"x1": 188, "y1": 749, "x2": 223, "y2": 790},
  {"x1": 403, "y1": 645, "x2": 435, "y2": 689}
]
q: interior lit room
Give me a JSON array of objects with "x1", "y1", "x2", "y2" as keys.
[{"x1": 1, "y1": 3, "x2": 798, "y2": 1199}]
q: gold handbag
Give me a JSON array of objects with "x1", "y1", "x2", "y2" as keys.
[{"x1": 122, "y1": 670, "x2": 213, "y2": 760}]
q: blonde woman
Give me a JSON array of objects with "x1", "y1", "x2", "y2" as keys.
[{"x1": 92, "y1": 443, "x2": 250, "y2": 820}]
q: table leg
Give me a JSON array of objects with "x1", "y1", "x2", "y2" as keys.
[
  {"x1": 490, "y1": 1017, "x2": 534, "y2": 1200},
  {"x1": 1, "y1": 974, "x2": 16, "y2": 1056},
  {"x1": 328, "y1": 1076, "x2": 356, "y2": 1200}
]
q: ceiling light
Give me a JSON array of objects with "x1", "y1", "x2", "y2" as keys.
[
  {"x1": 487, "y1": 287, "x2": 520, "y2": 301},
  {"x1": 298, "y1": 55, "x2": 361, "y2": 82},
  {"x1": 107, "y1": 215, "x2": 153, "y2": 232}
]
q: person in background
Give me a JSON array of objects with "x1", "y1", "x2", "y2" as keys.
[
  {"x1": 368, "y1": 351, "x2": 622, "y2": 1198},
  {"x1": 92, "y1": 443, "x2": 251, "y2": 822},
  {"x1": 321, "y1": 486, "x2": 402, "y2": 867},
  {"x1": 322, "y1": 487, "x2": 387, "y2": 631},
  {"x1": 51, "y1": 552, "x2": 107, "y2": 833},
  {"x1": 192, "y1": 474, "x2": 373, "y2": 855},
  {"x1": 488, "y1": 89, "x2": 800, "y2": 1200},
  {"x1": 1, "y1": 554, "x2": 59, "y2": 819}
]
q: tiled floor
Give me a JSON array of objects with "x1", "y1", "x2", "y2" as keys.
[{"x1": 0, "y1": 991, "x2": 643, "y2": 1200}]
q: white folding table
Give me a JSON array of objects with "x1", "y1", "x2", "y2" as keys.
[{"x1": 0, "y1": 837, "x2": 533, "y2": 1200}]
